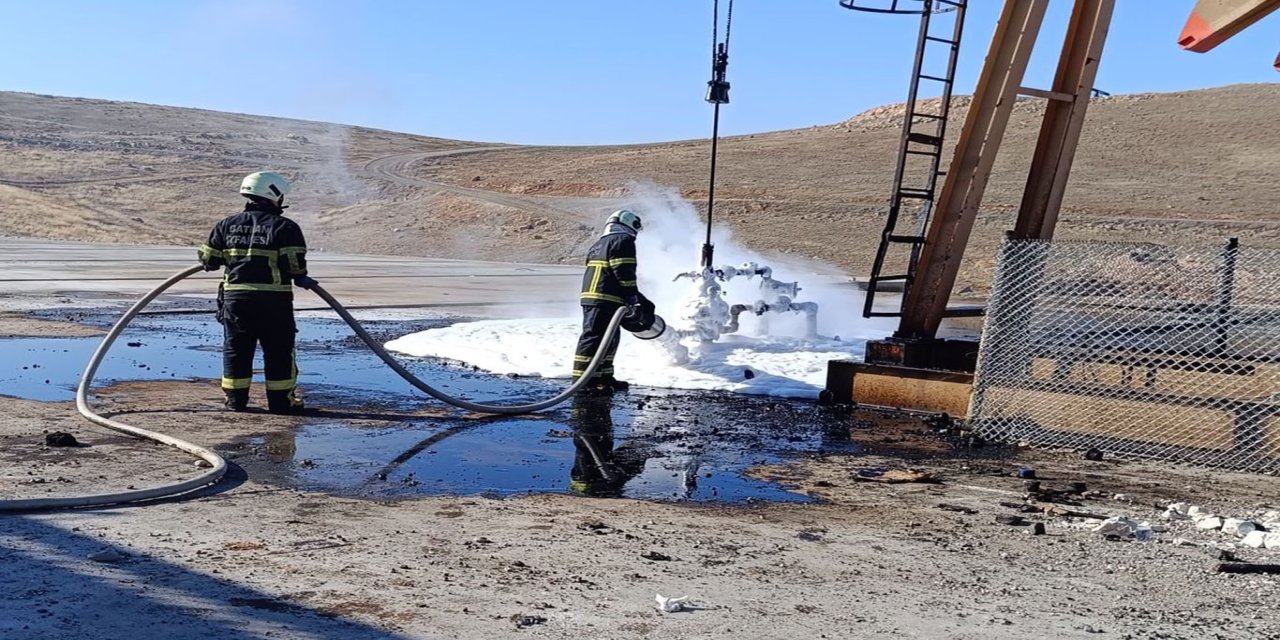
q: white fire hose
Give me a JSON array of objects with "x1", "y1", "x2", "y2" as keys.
[{"x1": 0, "y1": 265, "x2": 629, "y2": 512}]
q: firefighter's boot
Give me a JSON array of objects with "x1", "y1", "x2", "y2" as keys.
[
  {"x1": 224, "y1": 388, "x2": 249, "y2": 412},
  {"x1": 267, "y1": 389, "x2": 304, "y2": 415},
  {"x1": 597, "y1": 376, "x2": 630, "y2": 392}
]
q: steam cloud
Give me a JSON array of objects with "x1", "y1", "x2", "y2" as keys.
[{"x1": 615, "y1": 182, "x2": 896, "y2": 342}]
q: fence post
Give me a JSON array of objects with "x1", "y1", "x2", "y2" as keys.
[
  {"x1": 969, "y1": 234, "x2": 1028, "y2": 420},
  {"x1": 1214, "y1": 237, "x2": 1239, "y2": 357}
]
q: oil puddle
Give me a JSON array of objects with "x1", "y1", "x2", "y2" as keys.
[
  {"x1": 234, "y1": 391, "x2": 857, "y2": 503},
  {"x1": 2, "y1": 314, "x2": 859, "y2": 503},
  {"x1": 0, "y1": 314, "x2": 516, "y2": 403}
]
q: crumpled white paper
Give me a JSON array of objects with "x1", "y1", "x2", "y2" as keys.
[{"x1": 655, "y1": 593, "x2": 690, "y2": 613}]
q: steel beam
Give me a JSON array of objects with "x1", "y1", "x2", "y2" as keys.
[
  {"x1": 896, "y1": 0, "x2": 1050, "y2": 340},
  {"x1": 1013, "y1": 0, "x2": 1115, "y2": 240},
  {"x1": 1017, "y1": 86, "x2": 1076, "y2": 103}
]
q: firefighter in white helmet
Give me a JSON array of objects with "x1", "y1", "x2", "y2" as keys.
[
  {"x1": 573, "y1": 209, "x2": 653, "y2": 392},
  {"x1": 198, "y1": 171, "x2": 316, "y2": 413}
]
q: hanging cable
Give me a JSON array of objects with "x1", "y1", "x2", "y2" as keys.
[{"x1": 701, "y1": 0, "x2": 733, "y2": 268}]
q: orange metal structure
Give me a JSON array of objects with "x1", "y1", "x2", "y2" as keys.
[
  {"x1": 1179, "y1": 0, "x2": 1280, "y2": 70},
  {"x1": 898, "y1": 0, "x2": 1280, "y2": 342}
]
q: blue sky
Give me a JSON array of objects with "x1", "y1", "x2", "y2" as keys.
[{"x1": 1, "y1": 1, "x2": 1276, "y2": 145}]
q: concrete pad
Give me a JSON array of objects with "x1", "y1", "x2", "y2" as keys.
[{"x1": 0, "y1": 237, "x2": 582, "y2": 320}]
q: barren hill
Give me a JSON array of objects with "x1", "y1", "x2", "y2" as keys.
[{"x1": 2, "y1": 84, "x2": 1277, "y2": 292}]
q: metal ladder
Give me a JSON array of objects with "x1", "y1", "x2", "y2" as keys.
[{"x1": 844, "y1": 0, "x2": 968, "y2": 318}]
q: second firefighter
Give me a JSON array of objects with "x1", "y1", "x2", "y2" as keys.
[{"x1": 574, "y1": 209, "x2": 654, "y2": 392}]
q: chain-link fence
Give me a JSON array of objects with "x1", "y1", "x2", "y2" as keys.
[{"x1": 969, "y1": 238, "x2": 1280, "y2": 473}]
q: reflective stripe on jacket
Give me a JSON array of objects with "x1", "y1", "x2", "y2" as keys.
[
  {"x1": 199, "y1": 203, "x2": 307, "y2": 295},
  {"x1": 580, "y1": 230, "x2": 639, "y2": 306}
]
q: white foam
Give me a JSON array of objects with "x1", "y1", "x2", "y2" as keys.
[
  {"x1": 385, "y1": 183, "x2": 898, "y2": 399},
  {"x1": 385, "y1": 318, "x2": 873, "y2": 399}
]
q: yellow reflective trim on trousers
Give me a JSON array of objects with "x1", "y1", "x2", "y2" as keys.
[
  {"x1": 221, "y1": 377, "x2": 251, "y2": 390},
  {"x1": 569, "y1": 480, "x2": 589, "y2": 493},
  {"x1": 618, "y1": 280, "x2": 637, "y2": 287},
  {"x1": 268, "y1": 350, "x2": 303, "y2": 406},
  {"x1": 223, "y1": 283, "x2": 293, "y2": 293},
  {"x1": 267, "y1": 348, "x2": 298, "y2": 394},
  {"x1": 573, "y1": 355, "x2": 592, "y2": 362},
  {"x1": 265, "y1": 378, "x2": 296, "y2": 391}
]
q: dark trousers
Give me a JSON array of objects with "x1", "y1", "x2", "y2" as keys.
[
  {"x1": 574, "y1": 303, "x2": 621, "y2": 380},
  {"x1": 219, "y1": 293, "x2": 299, "y2": 411},
  {"x1": 568, "y1": 395, "x2": 647, "y2": 497},
  {"x1": 569, "y1": 395, "x2": 620, "y2": 496}
]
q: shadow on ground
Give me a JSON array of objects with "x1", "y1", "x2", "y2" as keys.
[{"x1": 0, "y1": 515, "x2": 410, "y2": 639}]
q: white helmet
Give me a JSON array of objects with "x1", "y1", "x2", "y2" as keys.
[
  {"x1": 239, "y1": 171, "x2": 291, "y2": 206},
  {"x1": 607, "y1": 209, "x2": 643, "y2": 233}
]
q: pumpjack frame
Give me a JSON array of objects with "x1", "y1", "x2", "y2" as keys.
[{"x1": 828, "y1": 0, "x2": 1280, "y2": 412}]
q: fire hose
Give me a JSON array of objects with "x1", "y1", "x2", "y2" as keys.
[{"x1": 0, "y1": 265, "x2": 632, "y2": 512}]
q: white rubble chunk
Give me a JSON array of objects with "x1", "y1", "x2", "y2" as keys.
[
  {"x1": 1265, "y1": 533, "x2": 1280, "y2": 550},
  {"x1": 1222, "y1": 518, "x2": 1257, "y2": 537},
  {"x1": 1195, "y1": 516, "x2": 1225, "y2": 531},
  {"x1": 1242, "y1": 531, "x2": 1267, "y2": 549},
  {"x1": 1094, "y1": 516, "x2": 1140, "y2": 539}
]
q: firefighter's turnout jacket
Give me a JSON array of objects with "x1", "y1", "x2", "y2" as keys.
[
  {"x1": 580, "y1": 223, "x2": 639, "y2": 306},
  {"x1": 199, "y1": 202, "x2": 308, "y2": 293}
]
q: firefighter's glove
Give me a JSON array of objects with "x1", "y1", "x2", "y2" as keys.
[
  {"x1": 294, "y1": 276, "x2": 319, "y2": 290},
  {"x1": 638, "y1": 295, "x2": 656, "y2": 314}
]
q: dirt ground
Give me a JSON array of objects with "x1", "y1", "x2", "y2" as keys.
[
  {"x1": 3, "y1": 372, "x2": 1280, "y2": 639},
  {"x1": 0, "y1": 314, "x2": 104, "y2": 338}
]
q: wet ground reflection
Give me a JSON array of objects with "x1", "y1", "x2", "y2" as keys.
[{"x1": 4, "y1": 314, "x2": 862, "y2": 503}]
